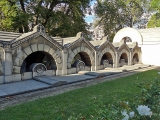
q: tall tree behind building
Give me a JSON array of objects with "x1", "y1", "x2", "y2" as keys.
[
  {"x1": 93, "y1": 0, "x2": 150, "y2": 41},
  {"x1": 147, "y1": 0, "x2": 160, "y2": 28},
  {"x1": 0, "y1": 0, "x2": 91, "y2": 37}
]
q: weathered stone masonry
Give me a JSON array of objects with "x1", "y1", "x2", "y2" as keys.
[{"x1": 0, "y1": 25, "x2": 141, "y2": 84}]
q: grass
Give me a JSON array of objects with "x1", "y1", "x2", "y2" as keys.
[{"x1": 0, "y1": 70, "x2": 159, "y2": 120}]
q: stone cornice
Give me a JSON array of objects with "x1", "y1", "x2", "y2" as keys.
[
  {"x1": 118, "y1": 43, "x2": 130, "y2": 52},
  {"x1": 97, "y1": 40, "x2": 117, "y2": 52},
  {"x1": 65, "y1": 37, "x2": 96, "y2": 51},
  {"x1": 10, "y1": 32, "x2": 63, "y2": 50}
]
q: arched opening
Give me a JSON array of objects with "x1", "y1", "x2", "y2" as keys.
[
  {"x1": 133, "y1": 53, "x2": 139, "y2": 65},
  {"x1": 121, "y1": 37, "x2": 132, "y2": 42},
  {"x1": 72, "y1": 52, "x2": 91, "y2": 66},
  {"x1": 119, "y1": 53, "x2": 128, "y2": 67},
  {"x1": 71, "y1": 52, "x2": 91, "y2": 71},
  {"x1": 101, "y1": 52, "x2": 113, "y2": 68},
  {"x1": 20, "y1": 51, "x2": 57, "y2": 73}
]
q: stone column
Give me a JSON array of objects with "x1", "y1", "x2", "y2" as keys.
[
  {"x1": 62, "y1": 49, "x2": 67, "y2": 75},
  {"x1": 114, "y1": 52, "x2": 119, "y2": 68},
  {"x1": 138, "y1": 51, "x2": 142, "y2": 64},
  {"x1": 4, "y1": 48, "x2": 13, "y2": 83},
  {"x1": 128, "y1": 52, "x2": 132, "y2": 65},
  {"x1": 94, "y1": 51, "x2": 98, "y2": 71},
  {"x1": 0, "y1": 47, "x2": 5, "y2": 84}
]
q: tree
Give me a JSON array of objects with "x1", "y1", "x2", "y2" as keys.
[
  {"x1": 151, "y1": 0, "x2": 160, "y2": 12},
  {"x1": 0, "y1": 0, "x2": 91, "y2": 37},
  {"x1": 147, "y1": 0, "x2": 160, "y2": 28},
  {"x1": 147, "y1": 13, "x2": 160, "y2": 28},
  {"x1": 93, "y1": 0, "x2": 150, "y2": 40},
  {"x1": 94, "y1": 0, "x2": 127, "y2": 40}
]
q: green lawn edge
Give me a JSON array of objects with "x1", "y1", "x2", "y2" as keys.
[{"x1": 0, "y1": 70, "x2": 159, "y2": 120}]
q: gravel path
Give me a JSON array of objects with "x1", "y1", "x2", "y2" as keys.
[{"x1": 0, "y1": 66, "x2": 157, "y2": 110}]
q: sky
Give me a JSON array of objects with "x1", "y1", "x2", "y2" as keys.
[
  {"x1": 85, "y1": 15, "x2": 95, "y2": 23},
  {"x1": 84, "y1": 0, "x2": 96, "y2": 23}
]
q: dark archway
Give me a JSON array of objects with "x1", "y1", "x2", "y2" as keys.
[
  {"x1": 20, "y1": 51, "x2": 57, "y2": 73},
  {"x1": 119, "y1": 53, "x2": 128, "y2": 66},
  {"x1": 71, "y1": 52, "x2": 91, "y2": 67},
  {"x1": 120, "y1": 53, "x2": 128, "y2": 62},
  {"x1": 133, "y1": 53, "x2": 139, "y2": 64},
  {"x1": 101, "y1": 52, "x2": 113, "y2": 64},
  {"x1": 100, "y1": 52, "x2": 113, "y2": 68}
]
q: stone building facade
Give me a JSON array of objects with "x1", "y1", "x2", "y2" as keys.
[
  {"x1": 113, "y1": 27, "x2": 160, "y2": 66},
  {"x1": 0, "y1": 25, "x2": 141, "y2": 84}
]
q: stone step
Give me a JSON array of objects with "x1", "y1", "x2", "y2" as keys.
[
  {"x1": 48, "y1": 74, "x2": 96, "y2": 84},
  {"x1": 0, "y1": 80, "x2": 49, "y2": 97},
  {"x1": 33, "y1": 76, "x2": 67, "y2": 87},
  {"x1": 78, "y1": 71, "x2": 106, "y2": 77}
]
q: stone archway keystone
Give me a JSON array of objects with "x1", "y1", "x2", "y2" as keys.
[
  {"x1": 77, "y1": 47, "x2": 81, "y2": 53},
  {"x1": 48, "y1": 48, "x2": 55, "y2": 55},
  {"x1": 31, "y1": 44, "x2": 38, "y2": 52},
  {"x1": 37, "y1": 44, "x2": 44, "y2": 51},
  {"x1": 43, "y1": 45, "x2": 50, "y2": 52},
  {"x1": 23, "y1": 46, "x2": 32, "y2": 55},
  {"x1": 17, "y1": 51, "x2": 27, "y2": 60}
]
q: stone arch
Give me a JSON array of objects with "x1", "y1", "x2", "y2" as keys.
[
  {"x1": 99, "y1": 50, "x2": 115, "y2": 66},
  {"x1": 12, "y1": 44, "x2": 62, "y2": 74},
  {"x1": 100, "y1": 52, "x2": 114, "y2": 68},
  {"x1": 67, "y1": 46, "x2": 94, "y2": 69},
  {"x1": 118, "y1": 43, "x2": 130, "y2": 65},
  {"x1": 20, "y1": 51, "x2": 57, "y2": 73},
  {"x1": 71, "y1": 51, "x2": 92, "y2": 72},
  {"x1": 132, "y1": 53, "x2": 139, "y2": 64},
  {"x1": 101, "y1": 52, "x2": 113, "y2": 63},
  {"x1": 72, "y1": 52, "x2": 91, "y2": 66},
  {"x1": 131, "y1": 48, "x2": 141, "y2": 64},
  {"x1": 119, "y1": 52, "x2": 129, "y2": 67},
  {"x1": 0, "y1": 47, "x2": 5, "y2": 75},
  {"x1": 113, "y1": 27, "x2": 143, "y2": 45},
  {"x1": 120, "y1": 53, "x2": 128, "y2": 61}
]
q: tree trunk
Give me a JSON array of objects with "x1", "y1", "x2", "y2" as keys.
[{"x1": 130, "y1": 16, "x2": 133, "y2": 27}]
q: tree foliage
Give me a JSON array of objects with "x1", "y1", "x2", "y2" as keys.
[
  {"x1": 94, "y1": 0, "x2": 128, "y2": 38},
  {"x1": 147, "y1": 13, "x2": 160, "y2": 28},
  {"x1": 147, "y1": 0, "x2": 160, "y2": 28},
  {"x1": 94, "y1": 0, "x2": 150, "y2": 40},
  {"x1": 0, "y1": 0, "x2": 91, "y2": 37},
  {"x1": 151, "y1": 0, "x2": 160, "y2": 12}
]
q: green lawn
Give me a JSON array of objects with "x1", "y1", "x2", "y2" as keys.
[{"x1": 0, "y1": 70, "x2": 159, "y2": 120}]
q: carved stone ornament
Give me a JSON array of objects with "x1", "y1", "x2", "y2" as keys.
[
  {"x1": 101, "y1": 59, "x2": 109, "y2": 68},
  {"x1": 0, "y1": 42, "x2": 11, "y2": 49},
  {"x1": 133, "y1": 58, "x2": 138, "y2": 64},
  {"x1": 11, "y1": 31, "x2": 63, "y2": 50},
  {"x1": 29, "y1": 63, "x2": 47, "y2": 77},
  {"x1": 33, "y1": 24, "x2": 46, "y2": 33},
  {"x1": 73, "y1": 60, "x2": 85, "y2": 72},
  {"x1": 120, "y1": 59, "x2": 127, "y2": 66}
]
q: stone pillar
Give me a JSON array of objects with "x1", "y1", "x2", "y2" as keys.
[
  {"x1": 0, "y1": 47, "x2": 5, "y2": 84},
  {"x1": 138, "y1": 51, "x2": 142, "y2": 64},
  {"x1": 128, "y1": 52, "x2": 132, "y2": 65},
  {"x1": 62, "y1": 49, "x2": 67, "y2": 75},
  {"x1": 4, "y1": 49, "x2": 13, "y2": 83},
  {"x1": 114, "y1": 52, "x2": 119, "y2": 68},
  {"x1": 94, "y1": 51, "x2": 98, "y2": 71}
]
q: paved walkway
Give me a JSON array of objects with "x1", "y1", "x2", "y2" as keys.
[{"x1": 0, "y1": 64, "x2": 151, "y2": 97}]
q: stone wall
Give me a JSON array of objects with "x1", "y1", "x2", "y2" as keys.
[{"x1": 0, "y1": 25, "x2": 141, "y2": 84}]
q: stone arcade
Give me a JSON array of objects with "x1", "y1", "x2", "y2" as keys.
[{"x1": 0, "y1": 24, "x2": 142, "y2": 84}]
